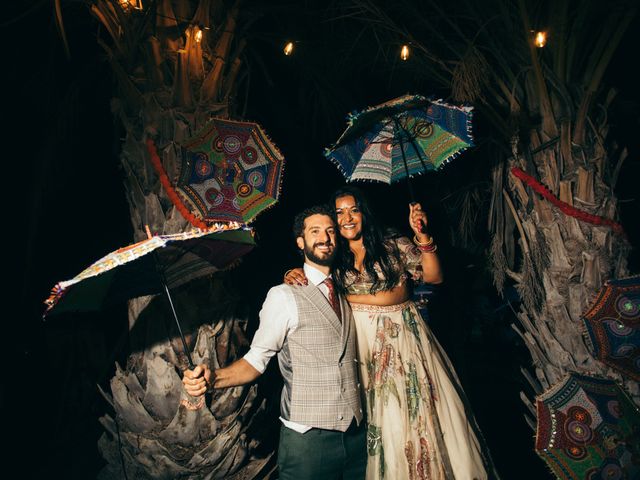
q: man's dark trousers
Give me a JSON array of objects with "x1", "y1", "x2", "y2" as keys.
[{"x1": 277, "y1": 420, "x2": 367, "y2": 479}]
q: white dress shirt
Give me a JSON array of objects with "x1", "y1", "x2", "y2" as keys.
[{"x1": 243, "y1": 263, "x2": 336, "y2": 433}]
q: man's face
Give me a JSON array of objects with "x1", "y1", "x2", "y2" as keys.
[{"x1": 296, "y1": 214, "x2": 337, "y2": 267}]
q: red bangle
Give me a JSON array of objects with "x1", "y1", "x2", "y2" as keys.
[{"x1": 417, "y1": 243, "x2": 437, "y2": 253}]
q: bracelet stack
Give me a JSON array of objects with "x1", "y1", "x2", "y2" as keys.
[{"x1": 414, "y1": 235, "x2": 438, "y2": 253}]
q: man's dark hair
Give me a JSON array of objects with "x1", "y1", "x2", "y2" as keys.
[
  {"x1": 292, "y1": 204, "x2": 334, "y2": 239},
  {"x1": 330, "y1": 185, "x2": 401, "y2": 293}
]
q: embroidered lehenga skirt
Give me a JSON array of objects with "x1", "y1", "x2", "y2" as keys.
[{"x1": 350, "y1": 300, "x2": 487, "y2": 480}]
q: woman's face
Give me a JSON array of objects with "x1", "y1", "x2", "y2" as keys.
[{"x1": 335, "y1": 195, "x2": 363, "y2": 241}]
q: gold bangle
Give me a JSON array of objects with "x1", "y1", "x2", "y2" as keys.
[{"x1": 414, "y1": 235, "x2": 433, "y2": 247}]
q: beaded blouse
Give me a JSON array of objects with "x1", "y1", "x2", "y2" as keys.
[{"x1": 343, "y1": 236, "x2": 423, "y2": 295}]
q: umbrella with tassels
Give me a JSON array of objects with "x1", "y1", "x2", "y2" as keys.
[
  {"x1": 324, "y1": 93, "x2": 474, "y2": 201},
  {"x1": 44, "y1": 223, "x2": 255, "y2": 369}
]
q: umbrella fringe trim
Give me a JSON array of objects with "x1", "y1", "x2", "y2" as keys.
[
  {"x1": 43, "y1": 222, "x2": 251, "y2": 315},
  {"x1": 325, "y1": 144, "x2": 471, "y2": 183},
  {"x1": 323, "y1": 95, "x2": 474, "y2": 183}
]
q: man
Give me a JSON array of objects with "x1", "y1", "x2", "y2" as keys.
[{"x1": 183, "y1": 204, "x2": 366, "y2": 480}]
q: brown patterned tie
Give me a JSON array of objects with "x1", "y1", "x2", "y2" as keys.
[{"x1": 322, "y1": 277, "x2": 341, "y2": 322}]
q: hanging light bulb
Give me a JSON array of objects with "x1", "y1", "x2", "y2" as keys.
[
  {"x1": 283, "y1": 41, "x2": 294, "y2": 56},
  {"x1": 195, "y1": 28, "x2": 203, "y2": 43},
  {"x1": 119, "y1": 0, "x2": 143, "y2": 11},
  {"x1": 400, "y1": 44, "x2": 410, "y2": 61},
  {"x1": 534, "y1": 31, "x2": 547, "y2": 48}
]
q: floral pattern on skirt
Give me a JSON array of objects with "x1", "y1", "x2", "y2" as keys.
[{"x1": 351, "y1": 300, "x2": 488, "y2": 480}]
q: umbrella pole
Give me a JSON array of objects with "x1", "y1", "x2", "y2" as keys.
[
  {"x1": 161, "y1": 282, "x2": 196, "y2": 370},
  {"x1": 395, "y1": 117, "x2": 431, "y2": 180},
  {"x1": 395, "y1": 121, "x2": 416, "y2": 203},
  {"x1": 151, "y1": 249, "x2": 196, "y2": 370},
  {"x1": 400, "y1": 138, "x2": 416, "y2": 204},
  {"x1": 407, "y1": 132, "x2": 430, "y2": 174}
]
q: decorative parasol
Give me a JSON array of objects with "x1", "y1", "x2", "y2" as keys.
[
  {"x1": 535, "y1": 373, "x2": 640, "y2": 479},
  {"x1": 582, "y1": 275, "x2": 640, "y2": 381},
  {"x1": 44, "y1": 223, "x2": 255, "y2": 368},
  {"x1": 324, "y1": 94, "x2": 473, "y2": 200},
  {"x1": 177, "y1": 118, "x2": 285, "y2": 224}
]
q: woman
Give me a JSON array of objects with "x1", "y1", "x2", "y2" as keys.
[{"x1": 284, "y1": 186, "x2": 491, "y2": 480}]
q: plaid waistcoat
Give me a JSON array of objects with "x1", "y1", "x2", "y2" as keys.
[{"x1": 278, "y1": 283, "x2": 363, "y2": 432}]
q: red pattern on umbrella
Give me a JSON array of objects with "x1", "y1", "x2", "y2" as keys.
[
  {"x1": 178, "y1": 118, "x2": 285, "y2": 224},
  {"x1": 535, "y1": 373, "x2": 640, "y2": 479}
]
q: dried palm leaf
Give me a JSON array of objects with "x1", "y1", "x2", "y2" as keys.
[{"x1": 452, "y1": 46, "x2": 489, "y2": 103}]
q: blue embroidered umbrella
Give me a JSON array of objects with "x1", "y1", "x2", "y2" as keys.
[{"x1": 324, "y1": 94, "x2": 473, "y2": 200}]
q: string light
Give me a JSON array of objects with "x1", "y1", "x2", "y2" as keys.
[
  {"x1": 119, "y1": 0, "x2": 143, "y2": 11},
  {"x1": 400, "y1": 44, "x2": 410, "y2": 61},
  {"x1": 283, "y1": 41, "x2": 294, "y2": 56},
  {"x1": 534, "y1": 31, "x2": 547, "y2": 48}
]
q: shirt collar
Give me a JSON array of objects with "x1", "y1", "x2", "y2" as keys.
[{"x1": 303, "y1": 263, "x2": 330, "y2": 286}]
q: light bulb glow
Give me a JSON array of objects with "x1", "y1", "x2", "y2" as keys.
[
  {"x1": 119, "y1": 0, "x2": 143, "y2": 11},
  {"x1": 400, "y1": 45, "x2": 410, "y2": 61},
  {"x1": 534, "y1": 31, "x2": 547, "y2": 48},
  {"x1": 195, "y1": 29, "x2": 203, "y2": 43},
  {"x1": 284, "y1": 42, "x2": 294, "y2": 56}
]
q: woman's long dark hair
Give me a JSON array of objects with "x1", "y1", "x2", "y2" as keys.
[{"x1": 330, "y1": 186, "x2": 402, "y2": 293}]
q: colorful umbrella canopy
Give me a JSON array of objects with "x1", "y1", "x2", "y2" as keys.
[
  {"x1": 582, "y1": 275, "x2": 640, "y2": 382},
  {"x1": 324, "y1": 94, "x2": 473, "y2": 189},
  {"x1": 535, "y1": 373, "x2": 640, "y2": 479},
  {"x1": 178, "y1": 118, "x2": 285, "y2": 224},
  {"x1": 44, "y1": 223, "x2": 255, "y2": 368}
]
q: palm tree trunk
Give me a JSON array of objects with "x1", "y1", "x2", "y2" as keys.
[{"x1": 88, "y1": 1, "x2": 275, "y2": 477}]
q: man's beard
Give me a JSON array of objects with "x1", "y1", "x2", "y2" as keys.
[{"x1": 304, "y1": 242, "x2": 335, "y2": 266}]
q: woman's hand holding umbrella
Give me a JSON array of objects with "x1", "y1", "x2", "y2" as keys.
[
  {"x1": 409, "y1": 202, "x2": 429, "y2": 239},
  {"x1": 409, "y1": 203, "x2": 443, "y2": 284}
]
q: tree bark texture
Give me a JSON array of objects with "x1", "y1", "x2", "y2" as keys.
[{"x1": 88, "y1": 1, "x2": 275, "y2": 477}]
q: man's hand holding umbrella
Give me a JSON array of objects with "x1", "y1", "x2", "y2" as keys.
[
  {"x1": 183, "y1": 365, "x2": 213, "y2": 397},
  {"x1": 183, "y1": 360, "x2": 261, "y2": 398}
]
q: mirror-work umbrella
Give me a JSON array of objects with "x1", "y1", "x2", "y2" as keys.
[
  {"x1": 582, "y1": 276, "x2": 640, "y2": 382},
  {"x1": 178, "y1": 118, "x2": 285, "y2": 224},
  {"x1": 324, "y1": 94, "x2": 473, "y2": 200},
  {"x1": 535, "y1": 373, "x2": 640, "y2": 479},
  {"x1": 44, "y1": 223, "x2": 255, "y2": 368}
]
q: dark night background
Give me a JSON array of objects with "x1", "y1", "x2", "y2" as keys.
[{"x1": 4, "y1": 1, "x2": 639, "y2": 479}]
